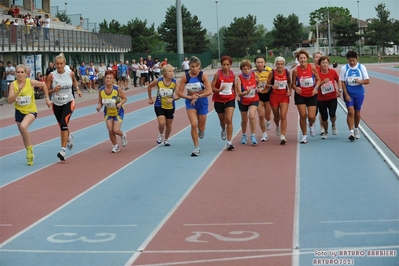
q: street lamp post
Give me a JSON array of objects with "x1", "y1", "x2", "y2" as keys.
[
  {"x1": 357, "y1": 0, "x2": 361, "y2": 55},
  {"x1": 327, "y1": 1, "x2": 332, "y2": 55},
  {"x1": 215, "y1": 1, "x2": 221, "y2": 60},
  {"x1": 64, "y1": 2, "x2": 67, "y2": 14}
]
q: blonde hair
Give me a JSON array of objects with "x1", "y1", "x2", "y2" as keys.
[
  {"x1": 189, "y1": 56, "x2": 201, "y2": 66},
  {"x1": 162, "y1": 64, "x2": 174, "y2": 75},
  {"x1": 55, "y1": 53, "x2": 66, "y2": 63},
  {"x1": 15, "y1": 64, "x2": 28, "y2": 73},
  {"x1": 274, "y1": 56, "x2": 285, "y2": 66},
  {"x1": 240, "y1": 59, "x2": 252, "y2": 70}
]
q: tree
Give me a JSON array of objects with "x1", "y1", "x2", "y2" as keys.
[
  {"x1": 56, "y1": 12, "x2": 71, "y2": 25},
  {"x1": 332, "y1": 17, "x2": 359, "y2": 49},
  {"x1": 364, "y1": 3, "x2": 396, "y2": 54},
  {"x1": 223, "y1": 15, "x2": 261, "y2": 57},
  {"x1": 99, "y1": 19, "x2": 122, "y2": 34},
  {"x1": 158, "y1": 5, "x2": 209, "y2": 53},
  {"x1": 271, "y1": 14, "x2": 303, "y2": 56}
]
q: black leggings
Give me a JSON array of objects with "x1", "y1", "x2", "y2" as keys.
[
  {"x1": 52, "y1": 100, "x2": 75, "y2": 131},
  {"x1": 318, "y1": 99, "x2": 337, "y2": 121}
]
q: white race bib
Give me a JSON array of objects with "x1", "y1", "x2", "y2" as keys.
[
  {"x1": 185, "y1": 82, "x2": 202, "y2": 93},
  {"x1": 275, "y1": 80, "x2": 288, "y2": 90},
  {"x1": 299, "y1": 77, "x2": 314, "y2": 87},
  {"x1": 159, "y1": 88, "x2": 173, "y2": 97},
  {"x1": 219, "y1": 82, "x2": 233, "y2": 95},
  {"x1": 347, "y1": 76, "x2": 359, "y2": 85},
  {"x1": 321, "y1": 82, "x2": 335, "y2": 95},
  {"x1": 257, "y1": 81, "x2": 267, "y2": 93},
  {"x1": 244, "y1": 87, "x2": 256, "y2": 98},
  {"x1": 16, "y1": 95, "x2": 31, "y2": 106},
  {"x1": 102, "y1": 98, "x2": 116, "y2": 108}
]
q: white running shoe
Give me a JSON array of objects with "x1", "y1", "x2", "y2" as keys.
[
  {"x1": 191, "y1": 147, "x2": 201, "y2": 157},
  {"x1": 275, "y1": 125, "x2": 281, "y2": 136},
  {"x1": 111, "y1": 145, "x2": 120, "y2": 153},
  {"x1": 280, "y1": 135, "x2": 287, "y2": 145},
  {"x1": 332, "y1": 124, "x2": 338, "y2": 135},
  {"x1": 198, "y1": 130, "x2": 205, "y2": 139},
  {"x1": 261, "y1": 132, "x2": 268, "y2": 142},
  {"x1": 67, "y1": 134, "x2": 74, "y2": 151},
  {"x1": 300, "y1": 136, "x2": 308, "y2": 144},
  {"x1": 121, "y1": 132, "x2": 128, "y2": 147},
  {"x1": 227, "y1": 142, "x2": 235, "y2": 151},
  {"x1": 156, "y1": 134, "x2": 163, "y2": 144},
  {"x1": 354, "y1": 128, "x2": 360, "y2": 139},
  {"x1": 349, "y1": 131, "x2": 355, "y2": 141},
  {"x1": 320, "y1": 127, "x2": 325, "y2": 135},
  {"x1": 57, "y1": 150, "x2": 66, "y2": 161},
  {"x1": 266, "y1": 120, "x2": 271, "y2": 130},
  {"x1": 321, "y1": 132, "x2": 328, "y2": 139},
  {"x1": 221, "y1": 130, "x2": 227, "y2": 140},
  {"x1": 309, "y1": 124, "x2": 316, "y2": 137},
  {"x1": 164, "y1": 140, "x2": 170, "y2": 146}
]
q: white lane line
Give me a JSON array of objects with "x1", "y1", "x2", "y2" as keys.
[
  {"x1": 0, "y1": 224, "x2": 12, "y2": 226},
  {"x1": 54, "y1": 224, "x2": 138, "y2": 227},
  {"x1": 183, "y1": 222, "x2": 273, "y2": 226},
  {"x1": 321, "y1": 219, "x2": 399, "y2": 224},
  {"x1": 292, "y1": 112, "x2": 301, "y2": 266}
]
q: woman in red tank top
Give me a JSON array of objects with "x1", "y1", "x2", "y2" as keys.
[
  {"x1": 291, "y1": 49, "x2": 321, "y2": 144},
  {"x1": 211, "y1": 55, "x2": 237, "y2": 151}
]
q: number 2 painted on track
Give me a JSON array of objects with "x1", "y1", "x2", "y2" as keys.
[
  {"x1": 185, "y1": 231, "x2": 259, "y2": 243},
  {"x1": 47, "y1": 232, "x2": 116, "y2": 243}
]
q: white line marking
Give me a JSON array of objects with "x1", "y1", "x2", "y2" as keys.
[
  {"x1": 292, "y1": 112, "x2": 301, "y2": 266},
  {"x1": 54, "y1": 224, "x2": 138, "y2": 227},
  {"x1": 335, "y1": 229, "x2": 399, "y2": 238},
  {"x1": 183, "y1": 222, "x2": 272, "y2": 226},
  {"x1": 0, "y1": 224, "x2": 12, "y2": 227},
  {"x1": 321, "y1": 219, "x2": 399, "y2": 224}
]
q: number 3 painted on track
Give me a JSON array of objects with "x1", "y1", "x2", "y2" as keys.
[
  {"x1": 185, "y1": 231, "x2": 259, "y2": 243},
  {"x1": 47, "y1": 232, "x2": 116, "y2": 243}
]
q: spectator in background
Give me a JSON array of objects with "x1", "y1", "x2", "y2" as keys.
[
  {"x1": 97, "y1": 62, "x2": 107, "y2": 88},
  {"x1": 6, "y1": 5, "x2": 15, "y2": 16},
  {"x1": 78, "y1": 61, "x2": 88, "y2": 92},
  {"x1": 0, "y1": 61, "x2": 6, "y2": 99},
  {"x1": 182, "y1": 57, "x2": 190, "y2": 73},
  {"x1": 130, "y1": 59, "x2": 138, "y2": 86},
  {"x1": 146, "y1": 55, "x2": 154, "y2": 82},
  {"x1": 13, "y1": 6, "x2": 20, "y2": 18},
  {"x1": 124, "y1": 60, "x2": 130, "y2": 89},
  {"x1": 43, "y1": 14, "x2": 50, "y2": 40},
  {"x1": 45, "y1": 61, "x2": 56, "y2": 76},
  {"x1": 5, "y1": 61, "x2": 16, "y2": 87},
  {"x1": 80, "y1": 17, "x2": 84, "y2": 29},
  {"x1": 161, "y1": 58, "x2": 168, "y2": 67},
  {"x1": 117, "y1": 60, "x2": 128, "y2": 90},
  {"x1": 153, "y1": 58, "x2": 161, "y2": 79}
]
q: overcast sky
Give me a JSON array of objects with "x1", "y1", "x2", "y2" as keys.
[{"x1": 53, "y1": 0, "x2": 398, "y2": 33}]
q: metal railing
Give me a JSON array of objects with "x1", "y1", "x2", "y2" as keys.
[{"x1": 0, "y1": 24, "x2": 131, "y2": 53}]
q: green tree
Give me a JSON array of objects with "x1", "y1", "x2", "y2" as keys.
[
  {"x1": 364, "y1": 3, "x2": 396, "y2": 54},
  {"x1": 271, "y1": 14, "x2": 303, "y2": 55},
  {"x1": 332, "y1": 18, "x2": 359, "y2": 49},
  {"x1": 223, "y1": 15, "x2": 261, "y2": 57},
  {"x1": 158, "y1": 5, "x2": 209, "y2": 53},
  {"x1": 56, "y1": 12, "x2": 71, "y2": 25},
  {"x1": 98, "y1": 19, "x2": 122, "y2": 34}
]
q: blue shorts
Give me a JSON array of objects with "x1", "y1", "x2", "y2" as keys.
[
  {"x1": 346, "y1": 94, "x2": 364, "y2": 111},
  {"x1": 185, "y1": 97, "x2": 208, "y2": 115},
  {"x1": 15, "y1": 109, "x2": 37, "y2": 123},
  {"x1": 1, "y1": 80, "x2": 7, "y2": 91}
]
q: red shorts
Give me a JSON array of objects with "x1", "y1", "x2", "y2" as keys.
[{"x1": 270, "y1": 92, "x2": 289, "y2": 107}]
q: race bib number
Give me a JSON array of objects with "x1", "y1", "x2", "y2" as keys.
[
  {"x1": 16, "y1": 95, "x2": 31, "y2": 106},
  {"x1": 89, "y1": 71, "x2": 94, "y2": 75},
  {"x1": 299, "y1": 77, "x2": 314, "y2": 87},
  {"x1": 159, "y1": 88, "x2": 173, "y2": 97},
  {"x1": 185, "y1": 82, "x2": 202, "y2": 93},
  {"x1": 244, "y1": 87, "x2": 256, "y2": 98},
  {"x1": 275, "y1": 80, "x2": 288, "y2": 90},
  {"x1": 102, "y1": 98, "x2": 116, "y2": 108},
  {"x1": 321, "y1": 82, "x2": 335, "y2": 95},
  {"x1": 347, "y1": 76, "x2": 359, "y2": 85},
  {"x1": 55, "y1": 94, "x2": 68, "y2": 102},
  {"x1": 257, "y1": 81, "x2": 267, "y2": 92},
  {"x1": 219, "y1": 82, "x2": 233, "y2": 95}
]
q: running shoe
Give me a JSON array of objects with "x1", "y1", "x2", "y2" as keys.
[
  {"x1": 156, "y1": 134, "x2": 163, "y2": 144},
  {"x1": 354, "y1": 128, "x2": 360, "y2": 139},
  {"x1": 275, "y1": 125, "x2": 281, "y2": 136},
  {"x1": 300, "y1": 136, "x2": 308, "y2": 144},
  {"x1": 320, "y1": 127, "x2": 325, "y2": 135},
  {"x1": 198, "y1": 130, "x2": 205, "y2": 139},
  {"x1": 121, "y1": 132, "x2": 128, "y2": 147},
  {"x1": 221, "y1": 130, "x2": 227, "y2": 140},
  {"x1": 332, "y1": 124, "x2": 338, "y2": 135},
  {"x1": 266, "y1": 120, "x2": 271, "y2": 130},
  {"x1": 227, "y1": 142, "x2": 235, "y2": 151},
  {"x1": 349, "y1": 132, "x2": 355, "y2": 141},
  {"x1": 26, "y1": 146, "x2": 34, "y2": 166},
  {"x1": 241, "y1": 134, "x2": 247, "y2": 144},
  {"x1": 321, "y1": 132, "x2": 328, "y2": 139},
  {"x1": 251, "y1": 134, "x2": 258, "y2": 145},
  {"x1": 280, "y1": 135, "x2": 287, "y2": 145},
  {"x1": 191, "y1": 147, "x2": 201, "y2": 157},
  {"x1": 164, "y1": 140, "x2": 170, "y2": 146},
  {"x1": 309, "y1": 124, "x2": 316, "y2": 137},
  {"x1": 67, "y1": 134, "x2": 74, "y2": 151},
  {"x1": 57, "y1": 150, "x2": 66, "y2": 161},
  {"x1": 111, "y1": 145, "x2": 120, "y2": 153},
  {"x1": 261, "y1": 132, "x2": 268, "y2": 142}
]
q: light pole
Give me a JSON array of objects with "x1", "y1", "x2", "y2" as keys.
[
  {"x1": 327, "y1": 1, "x2": 332, "y2": 55},
  {"x1": 215, "y1": 1, "x2": 221, "y2": 60},
  {"x1": 357, "y1": 0, "x2": 361, "y2": 55},
  {"x1": 64, "y1": 2, "x2": 67, "y2": 14}
]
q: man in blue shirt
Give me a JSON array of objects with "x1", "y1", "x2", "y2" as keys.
[
  {"x1": 117, "y1": 60, "x2": 128, "y2": 90},
  {"x1": 146, "y1": 55, "x2": 155, "y2": 82},
  {"x1": 78, "y1": 61, "x2": 88, "y2": 92}
]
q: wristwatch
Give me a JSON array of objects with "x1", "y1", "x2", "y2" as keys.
[{"x1": 338, "y1": 89, "x2": 343, "y2": 92}]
